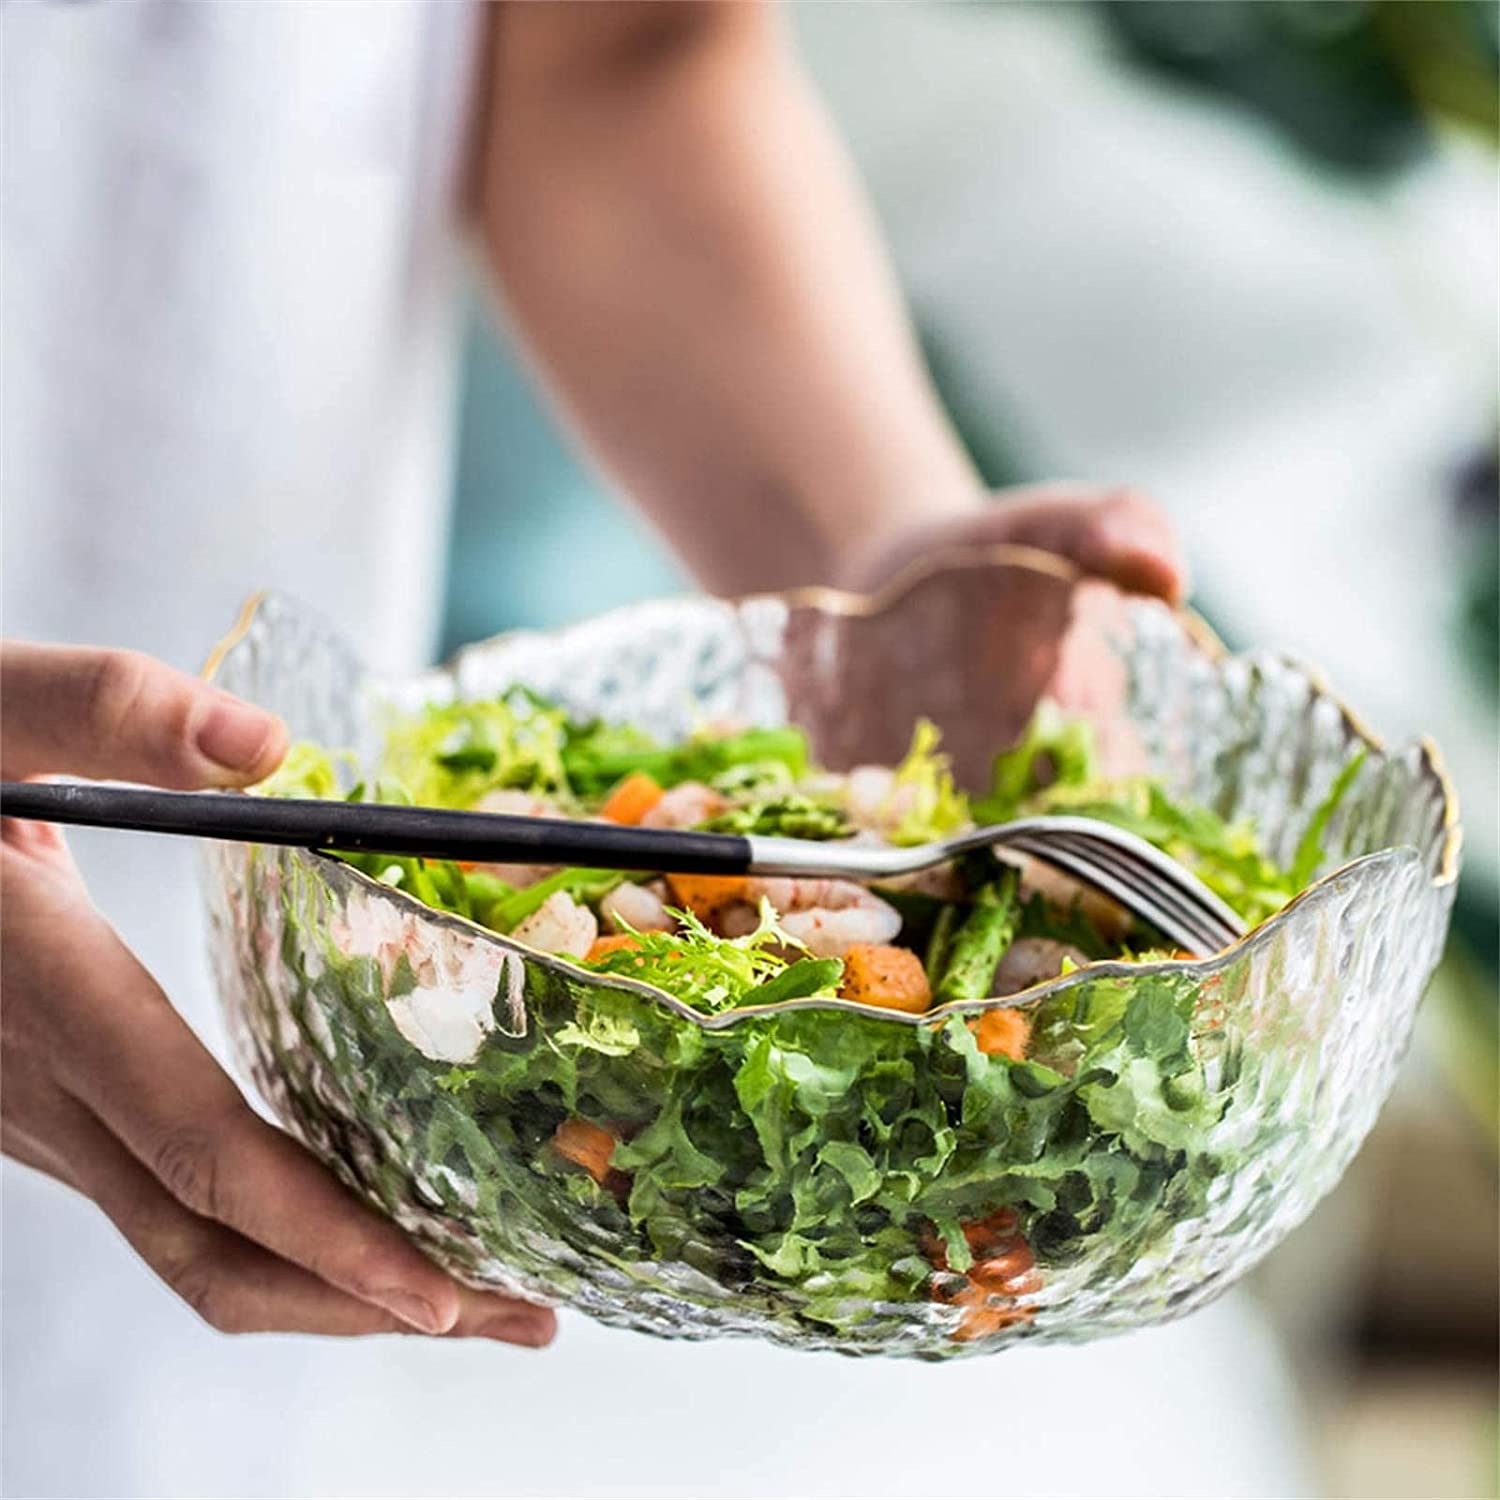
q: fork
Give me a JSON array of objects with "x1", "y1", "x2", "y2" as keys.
[{"x1": 0, "y1": 781, "x2": 1247, "y2": 955}]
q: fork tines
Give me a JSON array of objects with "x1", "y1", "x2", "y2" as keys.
[{"x1": 1005, "y1": 830, "x2": 1243, "y2": 957}]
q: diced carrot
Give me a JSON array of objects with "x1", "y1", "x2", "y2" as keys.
[
  {"x1": 962, "y1": 1207, "x2": 1020, "y2": 1255},
  {"x1": 586, "y1": 933, "x2": 643, "y2": 962},
  {"x1": 949, "y1": 1281, "x2": 1035, "y2": 1342},
  {"x1": 918, "y1": 1224, "x2": 950, "y2": 1270},
  {"x1": 920, "y1": 1207, "x2": 1019, "y2": 1271},
  {"x1": 973, "y1": 1008, "x2": 1032, "y2": 1060},
  {"x1": 838, "y1": 944, "x2": 932, "y2": 1014},
  {"x1": 599, "y1": 771, "x2": 665, "y2": 826},
  {"x1": 455, "y1": 860, "x2": 479, "y2": 873},
  {"x1": 970, "y1": 1243, "x2": 1037, "y2": 1292},
  {"x1": 551, "y1": 1118, "x2": 616, "y2": 1185},
  {"x1": 665, "y1": 873, "x2": 748, "y2": 923}
]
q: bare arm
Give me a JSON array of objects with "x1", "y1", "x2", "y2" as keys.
[
  {"x1": 477, "y1": 2, "x2": 979, "y2": 593},
  {"x1": 476, "y1": 2, "x2": 1181, "y2": 602}
]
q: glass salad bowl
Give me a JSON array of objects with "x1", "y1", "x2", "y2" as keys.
[{"x1": 199, "y1": 548, "x2": 1459, "y2": 1358}]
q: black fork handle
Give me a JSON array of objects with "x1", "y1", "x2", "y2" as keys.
[{"x1": 0, "y1": 781, "x2": 755, "y2": 876}]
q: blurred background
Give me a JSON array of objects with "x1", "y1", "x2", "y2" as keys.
[{"x1": 443, "y1": 4, "x2": 1498, "y2": 1497}]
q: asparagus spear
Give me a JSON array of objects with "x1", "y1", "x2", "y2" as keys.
[
  {"x1": 924, "y1": 904, "x2": 958, "y2": 988},
  {"x1": 934, "y1": 867, "x2": 1020, "y2": 1002}
]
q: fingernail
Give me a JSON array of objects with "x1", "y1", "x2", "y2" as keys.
[
  {"x1": 377, "y1": 1289, "x2": 450, "y2": 1334},
  {"x1": 196, "y1": 695, "x2": 281, "y2": 773},
  {"x1": 479, "y1": 1312, "x2": 555, "y2": 1347}
]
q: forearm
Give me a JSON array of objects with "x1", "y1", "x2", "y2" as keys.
[{"x1": 477, "y1": 4, "x2": 981, "y2": 594}]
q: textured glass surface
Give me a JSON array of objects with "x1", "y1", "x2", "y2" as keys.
[{"x1": 200, "y1": 553, "x2": 1458, "y2": 1357}]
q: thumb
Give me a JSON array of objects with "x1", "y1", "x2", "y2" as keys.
[{"x1": 1, "y1": 642, "x2": 287, "y2": 788}]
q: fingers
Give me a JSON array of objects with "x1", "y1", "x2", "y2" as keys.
[
  {"x1": 37, "y1": 902, "x2": 552, "y2": 1343},
  {"x1": 0, "y1": 641, "x2": 287, "y2": 787},
  {"x1": 1066, "y1": 488, "x2": 1186, "y2": 605},
  {"x1": 444, "y1": 1285, "x2": 559, "y2": 1347},
  {"x1": 81, "y1": 1119, "x2": 422, "y2": 1337},
  {"x1": 842, "y1": 484, "x2": 1188, "y2": 605},
  {"x1": 984, "y1": 484, "x2": 1188, "y2": 604},
  {"x1": 8, "y1": 1076, "x2": 553, "y2": 1342}
]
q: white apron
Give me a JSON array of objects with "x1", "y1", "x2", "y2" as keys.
[{"x1": 0, "y1": 4, "x2": 1307, "y2": 1494}]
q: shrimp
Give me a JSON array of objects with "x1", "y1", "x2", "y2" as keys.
[
  {"x1": 719, "y1": 877, "x2": 900, "y2": 958},
  {"x1": 600, "y1": 879, "x2": 674, "y2": 934},
  {"x1": 993, "y1": 937, "x2": 1089, "y2": 996},
  {"x1": 842, "y1": 764, "x2": 923, "y2": 840},
  {"x1": 836, "y1": 827, "x2": 964, "y2": 900},
  {"x1": 877, "y1": 861, "x2": 966, "y2": 901},
  {"x1": 511, "y1": 891, "x2": 598, "y2": 958},
  {"x1": 471, "y1": 788, "x2": 560, "y2": 888},
  {"x1": 475, "y1": 788, "x2": 556, "y2": 818},
  {"x1": 1014, "y1": 855, "x2": 1131, "y2": 943},
  {"x1": 640, "y1": 781, "x2": 729, "y2": 830}
]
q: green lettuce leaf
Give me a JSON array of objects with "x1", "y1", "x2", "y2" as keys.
[{"x1": 887, "y1": 719, "x2": 971, "y2": 846}]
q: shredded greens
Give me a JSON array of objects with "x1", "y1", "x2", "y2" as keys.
[
  {"x1": 561, "y1": 721, "x2": 809, "y2": 798},
  {"x1": 257, "y1": 691, "x2": 1361, "y2": 1347},
  {"x1": 700, "y1": 793, "x2": 850, "y2": 840},
  {"x1": 586, "y1": 902, "x2": 838, "y2": 1014},
  {"x1": 381, "y1": 693, "x2": 571, "y2": 809},
  {"x1": 887, "y1": 718, "x2": 970, "y2": 846}
]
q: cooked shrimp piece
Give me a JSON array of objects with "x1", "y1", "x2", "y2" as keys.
[
  {"x1": 511, "y1": 891, "x2": 598, "y2": 957},
  {"x1": 472, "y1": 788, "x2": 559, "y2": 888},
  {"x1": 843, "y1": 765, "x2": 919, "y2": 837},
  {"x1": 845, "y1": 765, "x2": 895, "y2": 826},
  {"x1": 668, "y1": 872, "x2": 899, "y2": 956},
  {"x1": 877, "y1": 861, "x2": 966, "y2": 901},
  {"x1": 993, "y1": 937, "x2": 1088, "y2": 995},
  {"x1": 782, "y1": 899, "x2": 901, "y2": 958},
  {"x1": 641, "y1": 781, "x2": 729, "y2": 830},
  {"x1": 475, "y1": 788, "x2": 557, "y2": 817},
  {"x1": 600, "y1": 879, "x2": 674, "y2": 934},
  {"x1": 736, "y1": 877, "x2": 901, "y2": 958}
]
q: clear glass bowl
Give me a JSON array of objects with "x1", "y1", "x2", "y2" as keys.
[{"x1": 200, "y1": 549, "x2": 1459, "y2": 1357}]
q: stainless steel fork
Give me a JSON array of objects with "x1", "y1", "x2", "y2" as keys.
[
  {"x1": 746, "y1": 815, "x2": 1246, "y2": 955},
  {"x1": 1, "y1": 782, "x2": 1249, "y2": 955}
]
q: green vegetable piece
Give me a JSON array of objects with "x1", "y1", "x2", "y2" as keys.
[
  {"x1": 256, "y1": 741, "x2": 352, "y2": 799},
  {"x1": 739, "y1": 957, "x2": 844, "y2": 1007},
  {"x1": 700, "y1": 793, "x2": 849, "y2": 840},
  {"x1": 977, "y1": 700, "x2": 1097, "y2": 823},
  {"x1": 934, "y1": 869, "x2": 1020, "y2": 1002},
  {"x1": 817, "y1": 1140, "x2": 882, "y2": 1204},
  {"x1": 381, "y1": 694, "x2": 570, "y2": 808},
  {"x1": 484, "y1": 867, "x2": 622, "y2": 933},
  {"x1": 1288, "y1": 748, "x2": 1367, "y2": 891},
  {"x1": 924, "y1": 904, "x2": 958, "y2": 988},
  {"x1": 434, "y1": 744, "x2": 498, "y2": 774},
  {"x1": 886, "y1": 719, "x2": 971, "y2": 846},
  {"x1": 562, "y1": 721, "x2": 810, "y2": 797},
  {"x1": 1122, "y1": 981, "x2": 1192, "y2": 1064},
  {"x1": 462, "y1": 871, "x2": 517, "y2": 908},
  {"x1": 582, "y1": 902, "x2": 802, "y2": 1013}
]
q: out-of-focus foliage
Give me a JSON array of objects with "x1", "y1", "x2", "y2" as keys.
[
  {"x1": 1453, "y1": 449, "x2": 1498, "y2": 711},
  {"x1": 1097, "y1": 0, "x2": 1498, "y2": 174}
]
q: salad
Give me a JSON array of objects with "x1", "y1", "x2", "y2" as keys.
[{"x1": 259, "y1": 693, "x2": 1359, "y2": 1347}]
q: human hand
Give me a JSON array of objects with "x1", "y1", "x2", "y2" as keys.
[
  {"x1": 840, "y1": 483, "x2": 1186, "y2": 604},
  {"x1": 0, "y1": 642, "x2": 556, "y2": 1346}
]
